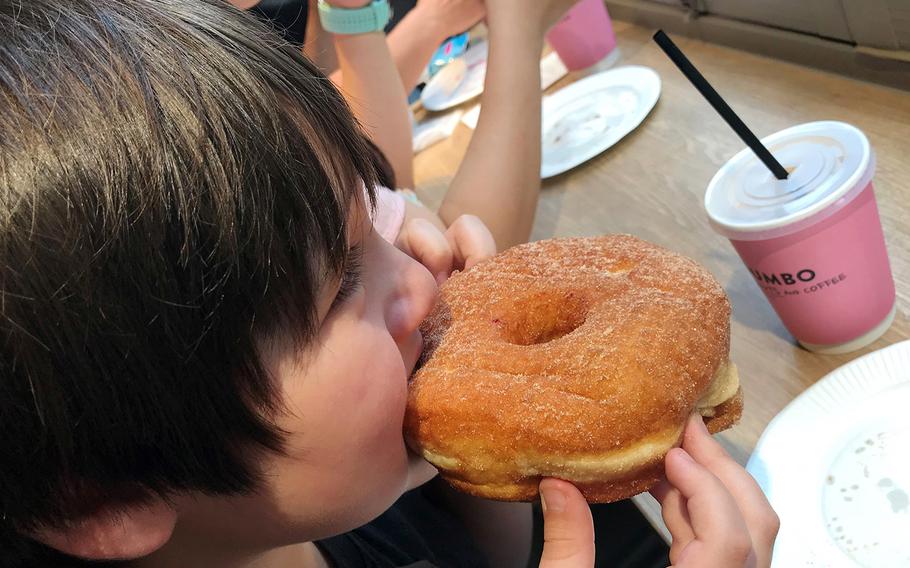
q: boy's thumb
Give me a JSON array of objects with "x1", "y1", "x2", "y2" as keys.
[{"x1": 538, "y1": 479, "x2": 595, "y2": 568}]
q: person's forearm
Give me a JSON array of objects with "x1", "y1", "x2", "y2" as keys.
[
  {"x1": 386, "y1": 5, "x2": 446, "y2": 95},
  {"x1": 438, "y1": 26, "x2": 544, "y2": 250},
  {"x1": 332, "y1": 22, "x2": 414, "y2": 187}
]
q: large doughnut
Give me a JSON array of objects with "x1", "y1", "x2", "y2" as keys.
[{"x1": 404, "y1": 235, "x2": 742, "y2": 503}]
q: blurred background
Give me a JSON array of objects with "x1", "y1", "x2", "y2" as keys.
[{"x1": 605, "y1": 0, "x2": 910, "y2": 90}]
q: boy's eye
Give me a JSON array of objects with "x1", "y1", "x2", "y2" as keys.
[{"x1": 330, "y1": 244, "x2": 363, "y2": 311}]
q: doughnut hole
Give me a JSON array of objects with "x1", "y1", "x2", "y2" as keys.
[{"x1": 494, "y1": 290, "x2": 590, "y2": 346}]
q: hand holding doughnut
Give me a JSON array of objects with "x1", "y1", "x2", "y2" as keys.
[{"x1": 651, "y1": 415, "x2": 779, "y2": 567}]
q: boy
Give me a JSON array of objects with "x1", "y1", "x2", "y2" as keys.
[{"x1": 0, "y1": 1, "x2": 777, "y2": 566}]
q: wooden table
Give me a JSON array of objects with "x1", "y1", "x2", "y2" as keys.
[{"x1": 412, "y1": 21, "x2": 910, "y2": 539}]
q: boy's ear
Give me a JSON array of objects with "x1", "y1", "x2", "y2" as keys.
[{"x1": 30, "y1": 498, "x2": 177, "y2": 561}]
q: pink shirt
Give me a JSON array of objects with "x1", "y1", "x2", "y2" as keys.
[{"x1": 370, "y1": 186, "x2": 407, "y2": 244}]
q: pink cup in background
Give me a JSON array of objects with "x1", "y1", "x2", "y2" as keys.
[
  {"x1": 705, "y1": 121, "x2": 896, "y2": 354},
  {"x1": 546, "y1": 0, "x2": 617, "y2": 71}
]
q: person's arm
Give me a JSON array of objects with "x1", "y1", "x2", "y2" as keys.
[
  {"x1": 316, "y1": 0, "x2": 484, "y2": 95},
  {"x1": 323, "y1": 0, "x2": 415, "y2": 188},
  {"x1": 426, "y1": 5, "x2": 576, "y2": 556},
  {"x1": 436, "y1": 1, "x2": 569, "y2": 251},
  {"x1": 386, "y1": 0, "x2": 484, "y2": 94}
]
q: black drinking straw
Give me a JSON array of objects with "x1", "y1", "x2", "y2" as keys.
[{"x1": 653, "y1": 30, "x2": 789, "y2": 180}]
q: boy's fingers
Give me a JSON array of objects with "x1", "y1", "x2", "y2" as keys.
[
  {"x1": 538, "y1": 479, "x2": 595, "y2": 568},
  {"x1": 403, "y1": 218, "x2": 454, "y2": 284},
  {"x1": 665, "y1": 448, "x2": 754, "y2": 565},
  {"x1": 649, "y1": 478, "x2": 671, "y2": 503},
  {"x1": 650, "y1": 481, "x2": 694, "y2": 564},
  {"x1": 682, "y1": 416, "x2": 779, "y2": 565},
  {"x1": 444, "y1": 214, "x2": 497, "y2": 271}
]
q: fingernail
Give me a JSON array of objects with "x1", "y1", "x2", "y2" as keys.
[
  {"x1": 676, "y1": 448, "x2": 695, "y2": 464},
  {"x1": 540, "y1": 484, "x2": 566, "y2": 513},
  {"x1": 668, "y1": 447, "x2": 694, "y2": 465}
]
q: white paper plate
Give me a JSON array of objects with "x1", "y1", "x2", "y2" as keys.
[
  {"x1": 540, "y1": 65, "x2": 660, "y2": 179},
  {"x1": 421, "y1": 41, "x2": 490, "y2": 112},
  {"x1": 421, "y1": 44, "x2": 571, "y2": 113},
  {"x1": 747, "y1": 340, "x2": 910, "y2": 567}
]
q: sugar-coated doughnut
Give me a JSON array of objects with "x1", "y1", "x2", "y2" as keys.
[{"x1": 404, "y1": 235, "x2": 742, "y2": 503}]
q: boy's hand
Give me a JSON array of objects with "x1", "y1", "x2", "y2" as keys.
[
  {"x1": 651, "y1": 415, "x2": 780, "y2": 568},
  {"x1": 534, "y1": 415, "x2": 780, "y2": 568},
  {"x1": 538, "y1": 479, "x2": 595, "y2": 567},
  {"x1": 398, "y1": 214, "x2": 496, "y2": 284}
]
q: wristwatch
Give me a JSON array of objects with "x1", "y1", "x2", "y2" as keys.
[{"x1": 317, "y1": 0, "x2": 391, "y2": 35}]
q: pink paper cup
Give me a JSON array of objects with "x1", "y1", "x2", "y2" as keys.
[
  {"x1": 705, "y1": 121, "x2": 896, "y2": 354},
  {"x1": 546, "y1": 0, "x2": 617, "y2": 71}
]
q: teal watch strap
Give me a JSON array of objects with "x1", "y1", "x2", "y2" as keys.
[{"x1": 318, "y1": 0, "x2": 391, "y2": 35}]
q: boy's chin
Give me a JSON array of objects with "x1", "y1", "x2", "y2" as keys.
[{"x1": 405, "y1": 448, "x2": 438, "y2": 490}]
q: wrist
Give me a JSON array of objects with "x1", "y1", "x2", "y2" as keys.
[
  {"x1": 486, "y1": 10, "x2": 547, "y2": 44},
  {"x1": 486, "y1": 19, "x2": 545, "y2": 53}
]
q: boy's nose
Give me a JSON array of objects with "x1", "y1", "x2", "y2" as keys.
[{"x1": 386, "y1": 253, "x2": 438, "y2": 344}]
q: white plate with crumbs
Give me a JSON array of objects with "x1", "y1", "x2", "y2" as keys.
[
  {"x1": 422, "y1": 44, "x2": 570, "y2": 113},
  {"x1": 747, "y1": 340, "x2": 910, "y2": 567},
  {"x1": 540, "y1": 65, "x2": 660, "y2": 179},
  {"x1": 421, "y1": 40, "x2": 489, "y2": 112}
]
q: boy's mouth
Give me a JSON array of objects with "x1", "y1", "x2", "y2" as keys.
[
  {"x1": 410, "y1": 350, "x2": 427, "y2": 380},
  {"x1": 407, "y1": 332, "x2": 428, "y2": 382},
  {"x1": 408, "y1": 335, "x2": 435, "y2": 383}
]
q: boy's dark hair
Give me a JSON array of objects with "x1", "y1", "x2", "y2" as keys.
[{"x1": 0, "y1": 0, "x2": 390, "y2": 563}]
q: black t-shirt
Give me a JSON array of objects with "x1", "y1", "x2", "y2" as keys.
[
  {"x1": 315, "y1": 484, "x2": 489, "y2": 568},
  {"x1": 250, "y1": 0, "x2": 310, "y2": 44}
]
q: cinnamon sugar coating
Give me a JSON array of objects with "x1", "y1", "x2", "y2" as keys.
[{"x1": 405, "y1": 235, "x2": 741, "y2": 503}]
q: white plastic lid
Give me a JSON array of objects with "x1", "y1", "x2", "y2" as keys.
[{"x1": 705, "y1": 121, "x2": 873, "y2": 240}]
